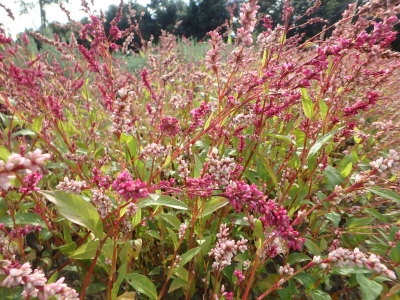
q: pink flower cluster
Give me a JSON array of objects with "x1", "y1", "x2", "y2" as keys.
[
  {"x1": 92, "y1": 168, "x2": 112, "y2": 189},
  {"x1": 19, "y1": 171, "x2": 42, "y2": 195},
  {"x1": 209, "y1": 224, "x2": 248, "y2": 271},
  {"x1": 344, "y1": 91, "x2": 379, "y2": 116},
  {"x1": 260, "y1": 201, "x2": 304, "y2": 251},
  {"x1": 0, "y1": 149, "x2": 51, "y2": 191},
  {"x1": 111, "y1": 171, "x2": 149, "y2": 202},
  {"x1": 159, "y1": 116, "x2": 181, "y2": 137},
  {"x1": 313, "y1": 247, "x2": 396, "y2": 280},
  {"x1": 224, "y1": 181, "x2": 304, "y2": 251},
  {"x1": 0, "y1": 260, "x2": 79, "y2": 299},
  {"x1": 237, "y1": 0, "x2": 260, "y2": 45},
  {"x1": 190, "y1": 102, "x2": 211, "y2": 130},
  {"x1": 225, "y1": 180, "x2": 264, "y2": 212},
  {"x1": 205, "y1": 31, "x2": 222, "y2": 71}
]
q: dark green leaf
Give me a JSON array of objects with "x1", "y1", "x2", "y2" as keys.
[
  {"x1": 346, "y1": 217, "x2": 375, "y2": 229},
  {"x1": 87, "y1": 283, "x2": 107, "y2": 295},
  {"x1": 304, "y1": 239, "x2": 321, "y2": 255},
  {"x1": 288, "y1": 253, "x2": 311, "y2": 264},
  {"x1": 168, "y1": 277, "x2": 187, "y2": 293},
  {"x1": 112, "y1": 263, "x2": 127, "y2": 300},
  {"x1": 307, "y1": 129, "x2": 340, "y2": 161},
  {"x1": 323, "y1": 166, "x2": 344, "y2": 190},
  {"x1": 310, "y1": 290, "x2": 332, "y2": 300},
  {"x1": 391, "y1": 242, "x2": 400, "y2": 263},
  {"x1": 126, "y1": 273, "x2": 158, "y2": 300},
  {"x1": 172, "y1": 246, "x2": 202, "y2": 274},
  {"x1": 254, "y1": 149, "x2": 278, "y2": 190}
]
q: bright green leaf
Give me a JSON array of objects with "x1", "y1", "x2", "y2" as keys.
[
  {"x1": 301, "y1": 88, "x2": 314, "y2": 119},
  {"x1": 137, "y1": 194, "x2": 188, "y2": 210},
  {"x1": 198, "y1": 197, "x2": 229, "y2": 218}
]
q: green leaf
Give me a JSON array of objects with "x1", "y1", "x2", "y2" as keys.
[
  {"x1": 288, "y1": 253, "x2": 311, "y2": 264},
  {"x1": 0, "y1": 213, "x2": 46, "y2": 227},
  {"x1": 356, "y1": 274, "x2": 383, "y2": 300},
  {"x1": 87, "y1": 283, "x2": 107, "y2": 295},
  {"x1": 159, "y1": 214, "x2": 181, "y2": 228},
  {"x1": 332, "y1": 267, "x2": 371, "y2": 275},
  {"x1": 194, "y1": 154, "x2": 202, "y2": 178},
  {"x1": 40, "y1": 191, "x2": 103, "y2": 239},
  {"x1": 198, "y1": 197, "x2": 229, "y2": 218},
  {"x1": 304, "y1": 239, "x2": 321, "y2": 255},
  {"x1": 0, "y1": 146, "x2": 10, "y2": 161},
  {"x1": 254, "y1": 149, "x2": 278, "y2": 190},
  {"x1": 112, "y1": 263, "x2": 127, "y2": 300},
  {"x1": 311, "y1": 290, "x2": 332, "y2": 300},
  {"x1": 126, "y1": 273, "x2": 158, "y2": 300},
  {"x1": 323, "y1": 166, "x2": 344, "y2": 190},
  {"x1": 319, "y1": 100, "x2": 328, "y2": 119},
  {"x1": 32, "y1": 115, "x2": 44, "y2": 133},
  {"x1": 367, "y1": 187, "x2": 400, "y2": 204},
  {"x1": 346, "y1": 217, "x2": 375, "y2": 229},
  {"x1": 166, "y1": 227, "x2": 178, "y2": 248},
  {"x1": 294, "y1": 272, "x2": 317, "y2": 288},
  {"x1": 168, "y1": 277, "x2": 187, "y2": 293},
  {"x1": 325, "y1": 212, "x2": 341, "y2": 227},
  {"x1": 390, "y1": 242, "x2": 400, "y2": 263},
  {"x1": 11, "y1": 129, "x2": 36, "y2": 138},
  {"x1": 199, "y1": 235, "x2": 213, "y2": 256},
  {"x1": 263, "y1": 132, "x2": 296, "y2": 144},
  {"x1": 172, "y1": 246, "x2": 202, "y2": 274},
  {"x1": 137, "y1": 194, "x2": 189, "y2": 210},
  {"x1": 301, "y1": 88, "x2": 314, "y2": 119},
  {"x1": 69, "y1": 240, "x2": 99, "y2": 259},
  {"x1": 307, "y1": 129, "x2": 340, "y2": 161},
  {"x1": 365, "y1": 208, "x2": 387, "y2": 222}
]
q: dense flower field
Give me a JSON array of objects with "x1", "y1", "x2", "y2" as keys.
[{"x1": 1, "y1": 0, "x2": 400, "y2": 299}]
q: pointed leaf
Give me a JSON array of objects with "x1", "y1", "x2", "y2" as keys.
[
  {"x1": 168, "y1": 277, "x2": 187, "y2": 293},
  {"x1": 125, "y1": 273, "x2": 157, "y2": 300},
  {"x1": 367, "y1": 187, "x2": 400, "y2": 204},
  {"x1": 112, "y1": 263, "x2": 127, "y2": 300},
  {"x1": 301, "y1": 88, "x2": 313, "y2": 119},
  {"x1": 137, "y1": 194, "x2": 188, "y2": 210},
  {"x1": 172, "y1": 246, "x2": 202, "y2": 275},
  {"x1": 198, "y1": 197, "x2": 229, "y2": 218},
  {"x1": 307, "y1": 128, "x2": 340, "y2": 161},
  {"x1": 40, "y1": 191, "x2": 103, "y2": 239},
  {"x1": 254, "y1": 150, "x2": 278, "y2": 189}
]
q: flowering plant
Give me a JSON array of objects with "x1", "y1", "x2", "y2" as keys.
[{"x1": 1, "y1": 0, "x2": 400, "y2": 299}]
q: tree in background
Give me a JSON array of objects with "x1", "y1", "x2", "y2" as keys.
[
  {"x1": 181, "y1": 0, "x2": 230, "y2": 40},
  {"x1": 17, "y1": 0, "x2": 69, "y2": 28}
]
